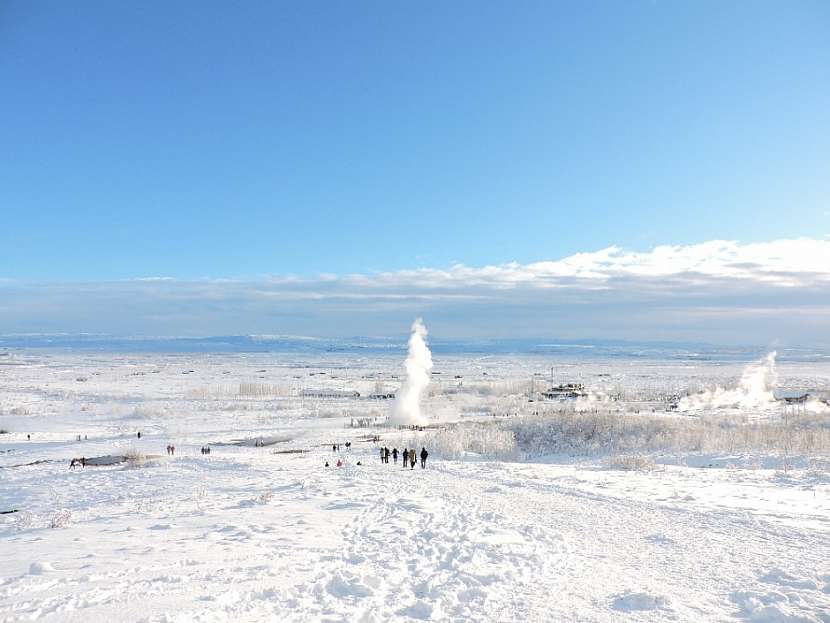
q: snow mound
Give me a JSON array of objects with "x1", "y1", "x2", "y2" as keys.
[
  {"x1": 611, "y1": 591, "x2": 670, "y2": 611},
  {"x1": 28, "y1": 561, "x2": 54, "y2": 574},
  {"x1": 731, "y1": 568, "x2": 830, "y2": 622}
]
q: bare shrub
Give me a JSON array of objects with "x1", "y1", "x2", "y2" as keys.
[
  {"x1": 14, "y1": 510, "x2": 33, "y2": 531},
  {"x1": 609, "y1": 454, "x2": 657, "y2": 471},
  {"x1": 49, "y1": 509, "x2": 72, "y2": 529},
  {"x1": 124, "y1": 449, "x2": 145, "y2": 462},
  {"x1": 409, "y1": 423, "x2": 518, "y2": 461},
  {"x1": 189, "y1": 383, "x2": 292, "y2": 399},
  {"x1": 131, "y1": 406, "x2": 160, "y2": 419},
  {"x1": 507, "y1": 411, "x2": 830, "y2": 458}
]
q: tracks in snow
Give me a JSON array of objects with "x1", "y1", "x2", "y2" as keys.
[{"x1": 289, "y1": 462, "x2": 572, "y2": 622}]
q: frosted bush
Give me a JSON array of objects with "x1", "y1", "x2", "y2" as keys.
[
  {"x1": 408, "y1": 423, "x2": 517, "y2": 461},
  {"x1": 124, "y1": 449, "x2": 146, "y2": 463},
  {"x1": 609, "y1": 454, "x2": 657, "y2": 471},
  {"x1": 14, "y1": 511, "x2": 34, "y2": 531},
  {"x1": 507, "y1": 411, "x2": 830, "y2": 457},
  {"x1": 131, "y1": 406, "x2": 161, "y2": 419},
  {"x1": 49, "y1": 509, "x2": 72, "y2": 529}
]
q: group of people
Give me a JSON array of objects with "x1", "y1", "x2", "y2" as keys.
[
  {"x1": 165, "y1": 445, "x2": 176, "y2": 455},
  {"x1": 324, "y1": 441, "x2": 429, "y2": 470},
  {"x1": 68, "y1": 457, "x2": 86, "y2": 469},
  {"x1": 380, "y1": 446, "x2": 428, "y2": 469},
  {"x1": 200, "y1": 446, "x2": 211, "y2": 455}
]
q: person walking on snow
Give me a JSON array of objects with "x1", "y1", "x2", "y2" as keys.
[
  {"x1": 402, "y1": 448, "x2": 408, "y2": 467},
  {"x1": 420, "y1": 447, "x2": 428, "y2": 469},
  {"x1": 410, "y1": 449, "x2": 416, "y2": 470},
  {"x1": 380, "y1": 447, "x2": 385, "y2": 463},
  {"x1": 392, "y1": 448, "x2": 398, "y2": 463}
]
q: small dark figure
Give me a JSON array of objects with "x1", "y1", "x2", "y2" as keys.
[
  {"x1": 27, "y1": 434, "x2": 31, "y2": 441},
  {"x1": 69, "y1": 458, "x2": 77, "y2": 470},
  {"x1": 420, "y1": 447, "x2": 428, "y2": 469},
  {"x1": 325, "y1": 461, "x2": 329, "y2": 467},
  {"x1": 402, "y1": 448, "x2": 409, "y2": 467},
  {"x1": 81, "y1": 457, "x2": 86, "y2": 468},
  {"x1": 356, "y1": 461, "x2": 362, "y2": 465},
  {"x1": 333, "y1": 444, "x2": 337, "y2": 452},
  {"x1": 379, "y1": 447, "x2": 385, "y2": 463},
  {"x1": 137, "y1": 431, "x2": 141, "y2": 439},
  {"x1": 336, "y1": 459, "x2": 343, "y2": 467},
  {"x1": 171, "y1": 445, "x2": 175, "y2": 455},
  {"x1": 392, "y1": 448, "x2": 398, "y2": 463},
  {"x1": 410, "y1": 449, "x2": 416, "y2": 470}
]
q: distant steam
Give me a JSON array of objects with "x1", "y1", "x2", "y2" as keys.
[
  {"x1": 679, "y1": 352, "x2": 778, "y2": 411},
  {"x1": 388, "y1": 318, "x2": 433, "y2": 426}
]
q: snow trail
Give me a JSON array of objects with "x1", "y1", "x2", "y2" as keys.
[{"x1": 1, "y1": 450, "x2": 828, "y2": 622}]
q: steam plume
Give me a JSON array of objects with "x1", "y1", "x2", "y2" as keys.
[
  {"x1": 679, "y1": 351, "x2": 778, "y2": 411},
  {"x1": 388, "y1": 318, "x2": 433, "y2": 426}
]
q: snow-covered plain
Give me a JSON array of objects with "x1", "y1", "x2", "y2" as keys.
[{"x1": 1, "y1": 350, "x2": 829, "y2": 622}]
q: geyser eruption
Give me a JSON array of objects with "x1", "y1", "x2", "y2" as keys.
[
  {"x1": 388, "y1": 318, "x2": 433, "y2": 426},
  {"x1": 679, "y1": 351, "x2": 778, "y2": 411}
]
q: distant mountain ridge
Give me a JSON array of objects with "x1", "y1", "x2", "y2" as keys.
[{"x1": 1, "y1": 334, "x2": 828, "y2": 362}]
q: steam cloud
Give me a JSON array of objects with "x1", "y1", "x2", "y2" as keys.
[
  {"x1": 679, "y1": 352, "x2": 778, "y2": 411},
  {"x1": 388, "y1": 318, "x2": 433, "y2": 426}
]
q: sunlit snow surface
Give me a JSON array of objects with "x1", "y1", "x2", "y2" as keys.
[{"x1": 1, "y1": 350, "x2": 829, "y2": 622}]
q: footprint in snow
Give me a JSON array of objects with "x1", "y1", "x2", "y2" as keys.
[
  {"x1": 645, "y1": 533, "x2": 675, "y2": 546},
  {"x1": 398, "y1": 600, "x2": 433, "y2": 620}
]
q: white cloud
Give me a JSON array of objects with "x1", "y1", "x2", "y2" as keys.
[
  {"x1": 1, "y1": 238, "x2": 829, "y2": 343},
  {"x1": 344, "y1": 238, "x2": 830, "y2": 290}
]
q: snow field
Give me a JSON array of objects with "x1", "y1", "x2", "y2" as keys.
[{"x1": 1, "y1": 351, "x2": 829, "y2": 622}]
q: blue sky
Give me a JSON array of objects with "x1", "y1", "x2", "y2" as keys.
[{"x1": 1, "y1": 2, "x2": 829, "y2": 342}]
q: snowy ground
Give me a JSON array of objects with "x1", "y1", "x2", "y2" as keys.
[{"x1": 1, "y1": 352, "x2": 829, "y2": 622}]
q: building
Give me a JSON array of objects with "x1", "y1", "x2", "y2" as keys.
[{"x1": 542, "y1": 383, "x2": 588, "y2": 400}]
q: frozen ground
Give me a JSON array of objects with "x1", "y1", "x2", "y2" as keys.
[{"x1": 1, "y1": 351, "x2": 829, "y2": 622}]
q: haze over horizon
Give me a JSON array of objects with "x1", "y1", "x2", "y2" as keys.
[{"x1": 2, "y1": 2, "x2": 828, "y2": 344}]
